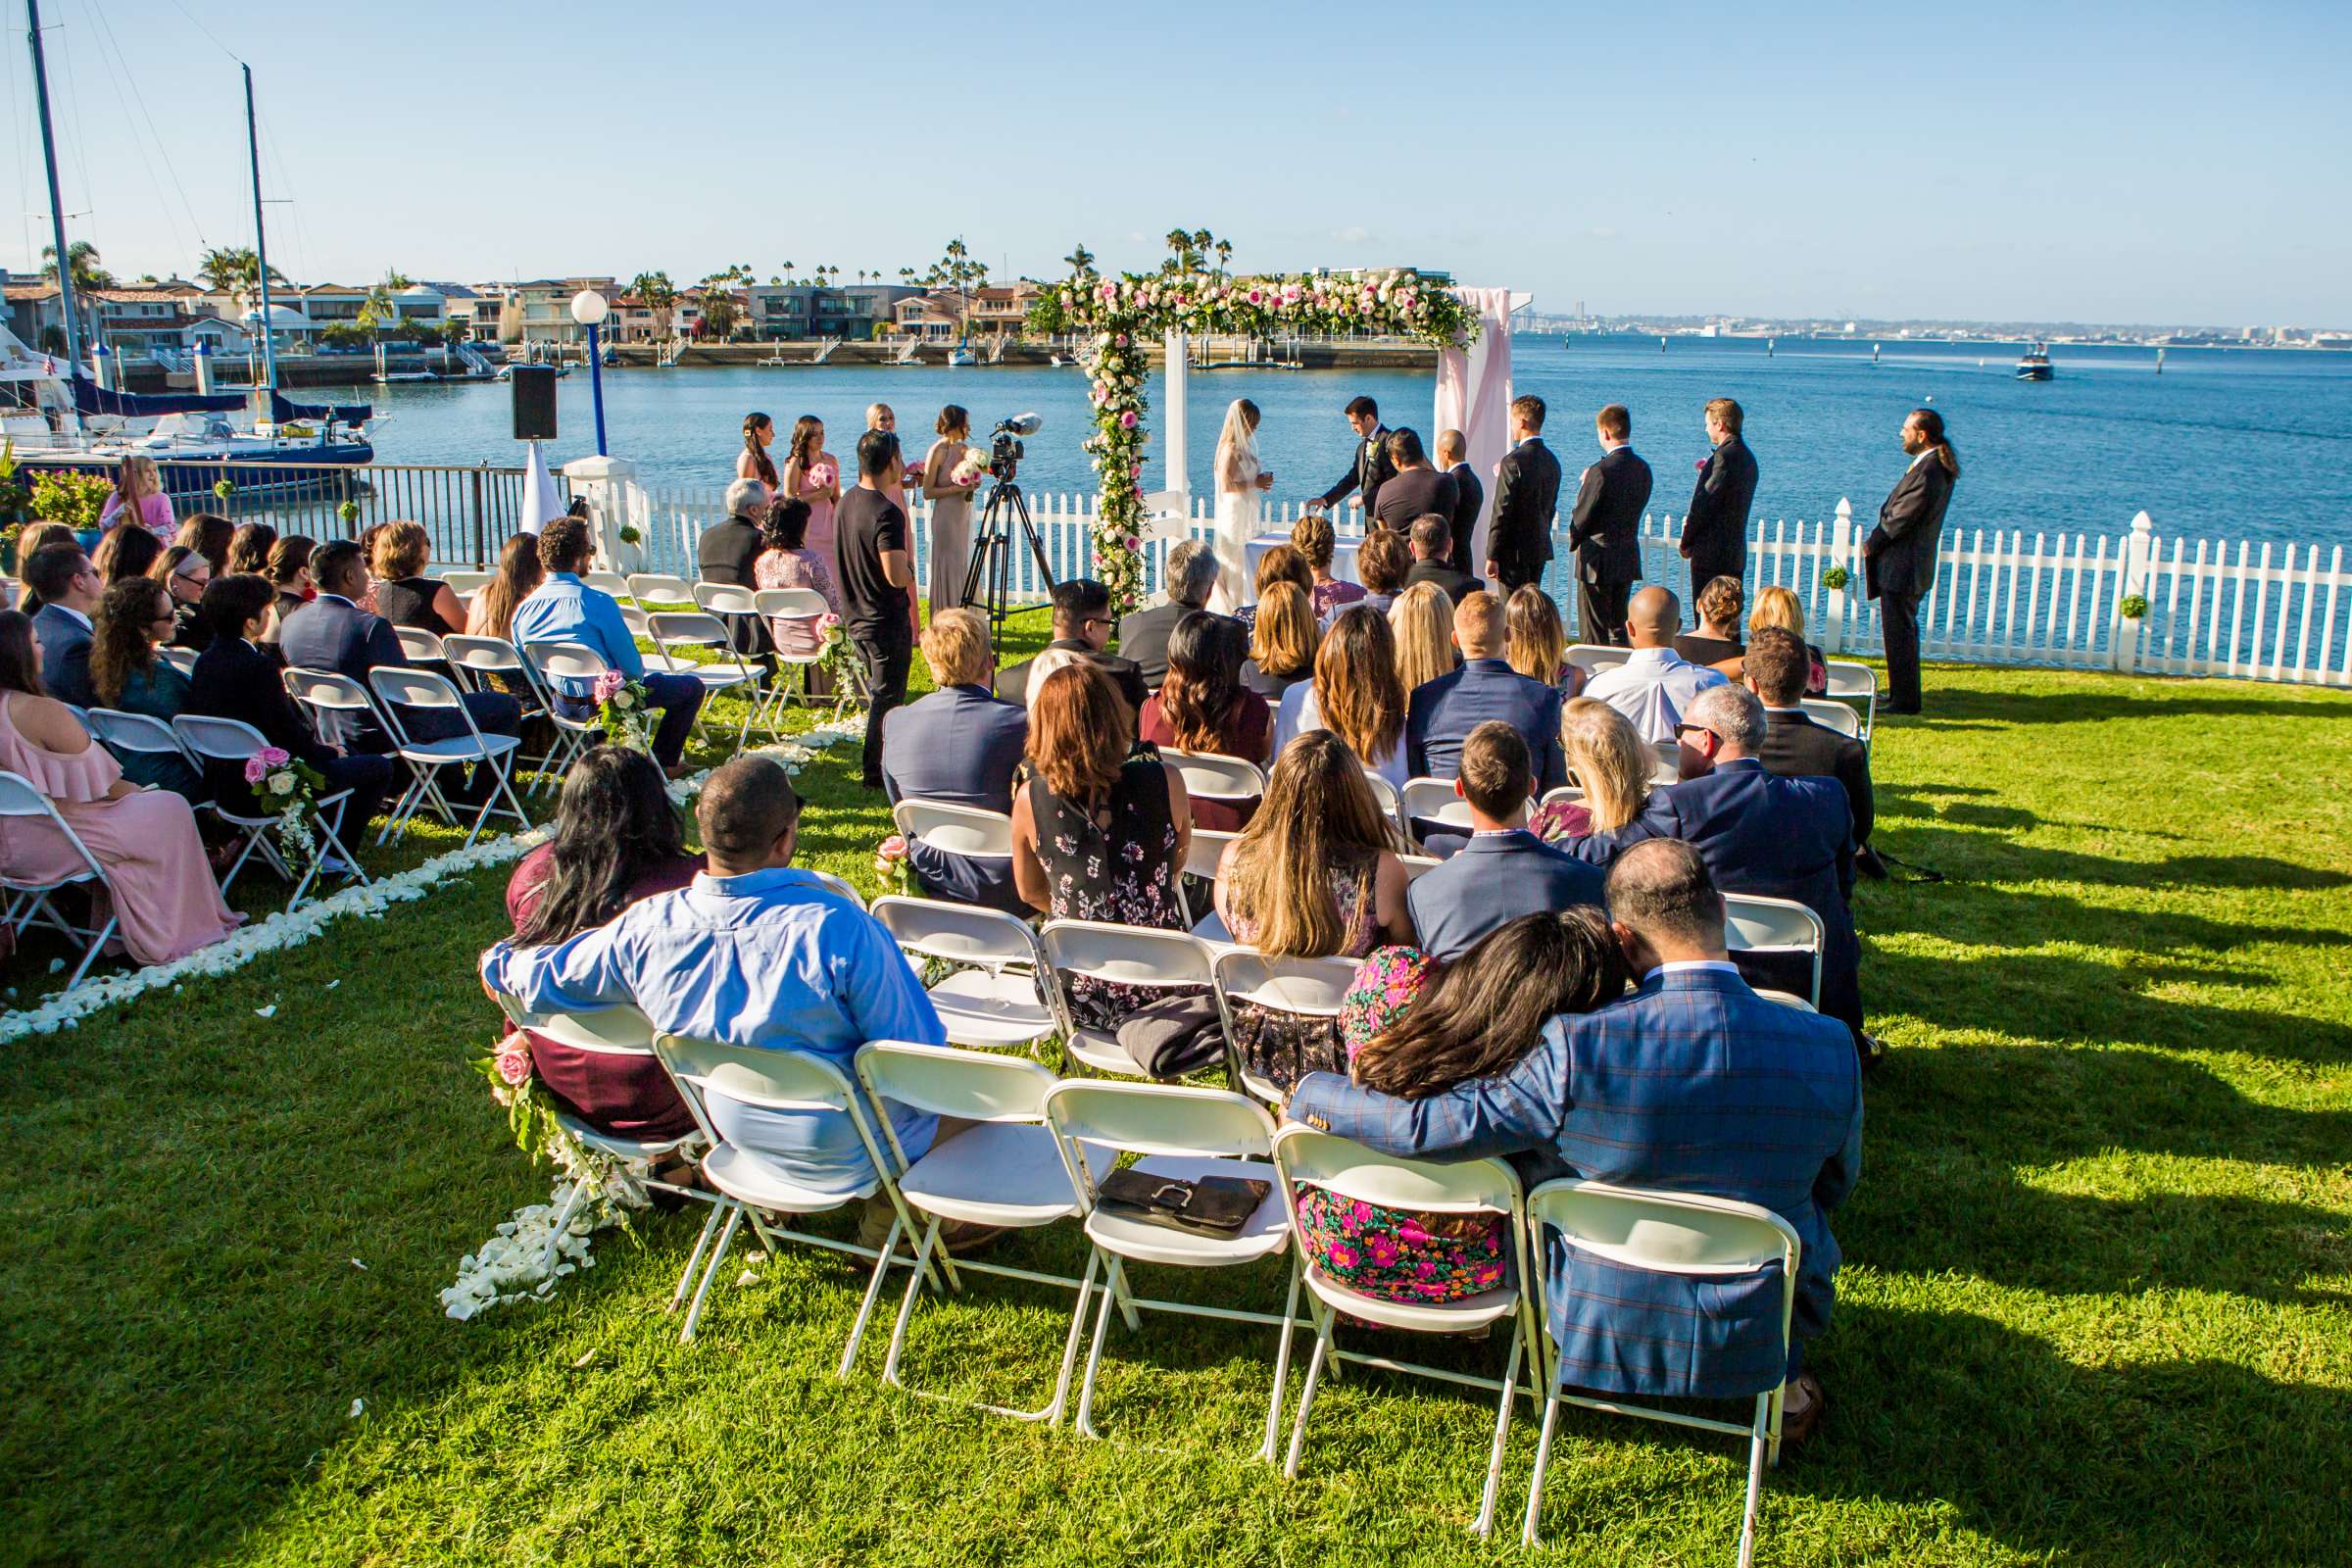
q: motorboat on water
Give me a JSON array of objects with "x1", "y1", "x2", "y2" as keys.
[
  {"x1": 946, "y1": 346, "x2": 978, "y2": 367},
  {"x1": 2016, "y1": 344, "x2": 2054, "y2": 381}
]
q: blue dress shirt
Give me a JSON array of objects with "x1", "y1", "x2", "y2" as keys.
[
  {"x1": 511, "y1": 573, "x2": 644, "y2": 697},
  {"x1": 480, "y1": 866, "x2": 947, "y2": 1194}
]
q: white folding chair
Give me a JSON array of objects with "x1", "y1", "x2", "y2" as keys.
[
  {"x1": 1177, "y1": 826, "x2": 1239, "y2": 933},
  {"x1": 851, "y1": 1041, "x2": 1111, "y2": 1419},
  {"x1": 1799, "y1": 697, "x2": 1863, "y2": 740},
  {"x1": 1821, "y1": 661, "x2": 1878, "y2": 742},
  {"x1": 85, "y1": 708, "x2": 205, "y2": 802},
  {"x1": 1538, "y1": 784, "x2": 1586, "y2": 811},
  {"x1": 808, "y1": 867, "x2": 867, "y2": 910},
  {"x1": 1209, "y1": 950, "x2": 1358, "y2": 1107},
  {"x1": 442, "y1": 633, "x2": 561, "y2": 792},
  {"x1": 649, "y1": 611, "x2": 775, "y2": 745},
  {"x1": 654, "y1": 1035, "x2": 938, "y2": 1350},
  {"x1": 754, "y1": 587, "x2": 836, "y2": 705},
  {"x1": 284, "y1": 667, "x2": 430, "y2": 847},
  {"x1": 1039, "y1": 918, "x2": 1215, "y2": 1079},
  {"x1": 1401, "y1": 775, "x2": 1474, "y2": 844},
  {"x1": 890, "y1": 799, "x2": 1015, "y2": 908},
  {"x1": 871, "y1": 895, "x2": 1056, "y2": 1054},
  {"x1": 1722, "y1": 892, "x2": 1826, "y2": 1010},
  {"x1": 158, "y1": 646, "x2": 199, "y2": 679},
  {"x1": 1360, "y1": 768, "x2": 1406, "y2": 840},
  {"x1": 583, "y1": 569, "x2": 637, "y2": 606},
  {"x1": 169, "y1": 714, "x2": 368, "y2": 908},
  {"x1": 1040, "y1": 1078, "x2": 1297, "y2": 1458},
  {"x1": 520, "y1": 640, "x2": 622, "y2": 779},
  {"x1": 486, "y1": 994, "x2": 714, "y2": 1287},
  {"x1": 367, "y1": 665, "x2": 531, "y2": 848},
  {"x1": 394, "y1": 624, "x2": 448, "y2": 663},
  {"x1": 1156, "y1": 748, "x2": 1265, "y2": 821},
  {"x1": 437, "y1": 569, "x2": 493, "y2": 598},
  {"x1": 626, "y1": 571, "x2": 695, "y2": 608},
  {"x1": 1564, "y1": 643, "x2": 1630, "y2": 680},
  {"x1": 1271, "y1": 1127, "x2": 1539, "y2": 1536},
  {"x1": 1398, "y1": 853, "x2": 1441, "y2": 882},
  {"x1": 0, "y1": 769, "x2": 121, "y2": 988},
  {"x1": 1650, "y1": 740, "x2": 1685, "y2": 787},
  {"x1": 1521, "y1": 1180, "x2": 1801, "y2": 1563},
  {"x1": 615, "y1": 603, "x2": 701, "y2": 676}
]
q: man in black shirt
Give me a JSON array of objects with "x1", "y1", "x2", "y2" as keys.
[
  {"x1": 1371, "y1": 427, "x2": 1459, "y2": 534},
  {"x1": 837, "y1": 430, "x2": 917, "y2": 787},
  {"x1": 1436, "y1": 428, "x2": 1484, "y2": 569},
  {"x1": 996, "y1": 576, "x2": 1149, "y2": 715}
]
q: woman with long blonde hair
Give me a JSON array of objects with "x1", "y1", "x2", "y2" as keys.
[
  {"x1": 1242, "y1": 579, "x2": 1317, "y2": 702},
  {"x1": 100, "y1": 455, "x2": 175, "y2": 541},
  {"x1": 1504, "y1": 584, "x2": 1579, "y2": 693},
  {"x1": 1210, "y1": 397, "x2": 1273, "y2": 610},
  {"x1": 1531, "y1": 695, "x2": 1654, "y2": 843},
  {"x1": 1748, "y1": 584, "x2": 1829, "y2": 696},
  {"x1": 1275, "y1": 604, "x2": 1409, "y2": 785},
  {"x1": 1388, "y1": 580, "x2": 1457, "y2": 694}
]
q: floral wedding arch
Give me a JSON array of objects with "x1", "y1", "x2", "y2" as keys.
[{"x1": 1026, "y1": 267, "x2": 1480, "y2": 611}]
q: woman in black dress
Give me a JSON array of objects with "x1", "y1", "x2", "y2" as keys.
[{"x1": 368, "y1": 519, "x2": 466, "y2": 636}]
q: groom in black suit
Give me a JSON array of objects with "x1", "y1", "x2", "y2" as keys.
[
  {"x1": 1567, "y1": 403, "x2": 1652, "y2": 645},
  {"x1": 1309, "y1": 395, "x2": 1395, "y2": 522},
  {"x1": 1485, "y1": 394, "x2": 1560, "y2": 595},
  {"x1": 1680, "y1": 397, "x2": 1759, "y2": 603},
  {"x1": 1865, "y1": 407, "x2": 1960, "y2": 714}
]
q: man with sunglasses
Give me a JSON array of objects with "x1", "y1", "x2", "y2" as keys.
[{"x1": 23, "y1": 544, "x2": 101, "y2": 707}]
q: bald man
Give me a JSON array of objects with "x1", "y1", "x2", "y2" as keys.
[
  {"x1": 1436, "y1": 428, "x2": 1484, "y2": 570},
  {"x1": 1578, "y1": 585, "x2": 1728, "y2": 745}
]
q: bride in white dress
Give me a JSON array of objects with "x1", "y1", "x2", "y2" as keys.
[{"x1": 1210, "y1": 397, "x2": 1274, "y2": 612}]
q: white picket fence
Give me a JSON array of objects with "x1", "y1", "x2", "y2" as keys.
[{"x1": 610, "y1": 480, "x2": 2352, "y2": 689}]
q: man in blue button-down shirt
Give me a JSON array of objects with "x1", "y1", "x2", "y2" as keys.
[
  {"x1": 481, "y1": 756, "x2": 946, "y2": 1200},
  {"x1": 509, "y1": 516, "x2": 707, "y2": 771}
]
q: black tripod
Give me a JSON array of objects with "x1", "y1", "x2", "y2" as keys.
[{"x1": 958, "y1": 475, "x2": 1057, "y2": 640}]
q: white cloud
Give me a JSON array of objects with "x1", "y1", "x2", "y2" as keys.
[{"x1": 1331, "y1": 225, "x2": 1372, "y2": 245}]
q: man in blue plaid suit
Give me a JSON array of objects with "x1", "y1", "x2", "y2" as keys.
[{"x1": 1285, "y1": 839, "x2": 1861, "y2": 1439}]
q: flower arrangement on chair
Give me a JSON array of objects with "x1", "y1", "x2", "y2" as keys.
[
  {"x1": 592, "y1": 668, "x2": 655, "y2": 753},
  {"x1": 873, "y1": 832, "x2": 912, "y2": 895},
  {"x1": 815, "y1": 612, "x2": 864, "y2": 721},
  {"x1": 244, "y1": 746, "x2": 330, "y2": 869}
]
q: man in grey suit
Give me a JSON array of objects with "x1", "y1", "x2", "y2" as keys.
[
  {"x1": 24, "y1": 544, "x2": 100, "y2": 708},
  {"x1": 1407, "y1": 722, "x2": 1605, "y2": 952}
]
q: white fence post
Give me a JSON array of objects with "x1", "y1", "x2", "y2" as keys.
[
  {"x1": 561, "y1": 454, "x2": 642, "y2": 572},
  {"x1": 1824, "y1": 497, "x2": 1853, "y2": 654},
  {"x1": 2111, "y1": 510, "x2": 2154, "y2": 672}
]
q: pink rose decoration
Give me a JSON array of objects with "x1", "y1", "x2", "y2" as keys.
[
  {"x1": 496, "y1": 1049, "x2": 532, "y2": 1087},
  {"x1": 243, "y1": 757, "x2": 269, "y2": 786},
  {"x1": 817, "y1": 612, "x2": 841, "y2": 632},
  {"x1": 260, "y1": 747, "x2": 290, "y2": 768},
  {"x1": 1118, "y1": 411, "x2": 1138, "y2": 429},
  {"x1": 1098, "y1": 282, "x2": 1116, "y2": 301},
  {"x1": 878, "y1": 833, "x2": 906, "y2": 858},
  {"x1": 591, "y1": 668, "x2": 624, "y2": 705}
]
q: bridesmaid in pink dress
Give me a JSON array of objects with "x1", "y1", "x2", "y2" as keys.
[
  {"x1": 779, "y1": 416, "x2": 840, "y2": 583},
  {"x1": 0, "y1": 612, "x2": 241, "y2": 968}
]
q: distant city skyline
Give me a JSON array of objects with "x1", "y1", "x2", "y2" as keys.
[{"x1": 6, "y1": 0, "x2": 2347, "y2": 324}]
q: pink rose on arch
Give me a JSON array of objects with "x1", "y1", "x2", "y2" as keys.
[
  {"x1": 1123, "y1": 536, "x2": 1141, "y2": 551},
  {"x1": 1118, "y1": 411, "x2": 1138, "y2": 429},
  {"x1": 591, "y1": 668, "x2": 624, "y2": 705},
  {"x1": 1098, "y1": 282, "x2": 1116, "y2": 302}
]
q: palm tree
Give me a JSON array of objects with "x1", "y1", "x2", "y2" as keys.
[
  {"x1": 195, "y1": 245, "x2": 285, "y2": 314},
  {"x1": 40, "y1": 240, "x2": 114, "y2": 294},
  {"x1": 1213, "y1": 237, "x2": 1233, "y2": 276},
  {"x1": 629, "y1": 270, "x2": 677, "y2": 339},
  {"x1": 1062, "y1": 243, "x2": 1097, "y2": 279}
]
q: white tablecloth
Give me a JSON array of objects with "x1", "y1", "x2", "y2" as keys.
[{"x1": 1245, "y1": 532, "x2": 1361, "y2": 588}]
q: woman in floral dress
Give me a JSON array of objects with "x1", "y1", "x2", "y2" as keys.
[
  {"x1": 1293, "y1": 907, "x2": 1628, "y2": 1304},
  {"x1": 1009, "y1": 662, "x2": 1192, "y2": 1029}
]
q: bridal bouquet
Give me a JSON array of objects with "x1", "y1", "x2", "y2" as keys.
[
  {"x1": 950, "y1": 448, "x2": 991, "y2": 488},
  {"x1": 592, "y1": 668, "x2": 655, "y2": 752},
  {"x1": 244, "y1": 746, "x2": 330, "y2": 868}
]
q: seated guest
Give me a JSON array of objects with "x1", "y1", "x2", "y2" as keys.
[
  {"x1": 94, "y1": 520, "x2": 163, "y2": 587},
  {"x1": 1292, "y1": 511, "x2": 1366, "y2": 622},
  {"x1": 99, "y1": 455, "x2": 175, "y2": 541},
  {"x1": 1403, "y1": 590, "x2": 1568, "y2": 791},
  {"x1": 484, "y1": 757, "x2": 972, "y2": 1241},
  {"x1": 1676, "y1": 573, "x2": 1747, "y2": 676},
  {"x1": 226, "y1": 522, "x2": 276, "y2": 577},
  {"x1": 881, "y1": 609, "x2": 1029, "y2": 913},
  {"x1": 186, "y1": 575, "x2": 394, "y2": 842},
  {"x1": 752, "y1": 495, "x2": 841, "y2": 680},
  {"x1": 23, "y1": 543, "x2": 99, "y2": 708},
  {"x1": 1115, "y1": 537, "x2": 1220, "y2": 690},
  {"x1": 1531, "y1": 696, "x2": 1653, "y2": 844},
  {"x1": 174, "y1": 513, "x2": 234, "y2": 577},
  {"x1": 368, "y1": 520, "x2": 467, "y2": 637},
  {"x1": 1354, "y1": 526, "x2": 1409, "y2": 619},
  {"x1": 1289, "y1": 839, "x2": 1861, "y2": 1442},
  {"x1": 87, "y1": 577, "x2": 200, "y2": 798},
  {"x1": 511, "y1": 517, "x2": 707, "y2": 775},
  {"x1": 1505, "y1": 583, "x2": 1584, "y2": 697},
  {"x1": 1240, "y1": 580, "x2": 1317, "y2": 703},
  {"x1": 1388, "y1": 580, "x2": 1457, "y2": 693},
  {"x1": 467, "y1": 533, "x2": 543, "y2": 642},
  {"x1": 0, "y1": 609, "x2": 241, "y2": 964},
  {"x1": 1275, "y1": 604, "x2": 1409, "y2": 788},
  {"x1": 1140, "y1": 612, "x2": 1270, "y2": 830},
  {"x1": 1009, "y1": 662, "x2": 1190, "y2": 1029},
  {"x1": 151, "y1": 546, "x2": 213, "y2": 649},
  {"x1": 700, "y1": 477, "x2": 770, "y2": 588},
  {"x1": 13, "y1": 522, "x2": 75, "y2": 613},
  {"x1": 1233, "y1": 543, "x2": 1313, "y2": 634},
  {"x1": 1746, "y1": 626, "x2": 1874, "y2": 851},
  {"x1": 1581, "y1": 584, "x2": 1728, "y2": 745},
  {"x1": 1400, "y1": 513, "x2": 1479, "y2": 606},
  {"x1": 1749, "y1": 585, "x2": 1830, "y2": 697},
  {"x1": 1371, "y1": 427, "x2": 1458, "y2": 534},
  {"x1": 1565, "y1": 683, "x2": 1864, "y2": 1046},
  {"x1": 994, "y1": 576, "x2": 1147, "y2": 715},
  {"x1": 503, "y1": 747, "x2": 702, "y2": 1142},
  {"x1": 1211, "y1": 731, "x2": 1414, "y2": 1089},
  {"x1": 1298, "y1": 908, "x2": 1625, "y2": 1307},
  {"x1": 266, "y1": 535, "x2": 317, "y2": 639},
  {"x1": 1409, "y1": 721, "x2": 1605, "y2": 952}
]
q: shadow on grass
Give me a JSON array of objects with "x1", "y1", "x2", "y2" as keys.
[{"x1": 1926, "y1": 684, "x2": 2352, "y2": 725}]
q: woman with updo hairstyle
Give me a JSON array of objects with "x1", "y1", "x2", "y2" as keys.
[
  {"x1": 1676, "y1": 573, "x2": 1747, "y2": 675},
  {"x1": 1291, "y1": 511, "x2": 1366, "y2": 623}
]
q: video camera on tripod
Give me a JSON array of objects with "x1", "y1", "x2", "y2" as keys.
[
  {"x1": 959, "y1": 412, "x2": 1055, "y2": 635},
  {"x1": 978, "y1": 412, "x2": 1043, "y2": 482}
]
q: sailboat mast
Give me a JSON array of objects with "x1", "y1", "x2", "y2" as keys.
[
  {"x1": 243, "y1": 63, "x2": 280, "y2": 394},
  {"x1": 24, "y1": 0, "x2": 81, "y2": 370}
]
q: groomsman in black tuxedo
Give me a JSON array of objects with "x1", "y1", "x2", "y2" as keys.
[
  {"x1": 1484, "y1": 394, "x2": 1560, "y2": 595},
  {"x1": 1308, "y1": 395, "x2": 1396, "y2": 521},
  {"x1": 1436, "y1": 428, "x2": 1484, "y2": 569},
  {"x1": 1567, "y1": 403, "x2": 1652, "y2": 645},
  {"x1": 1679, "y1": 397, "x2": 1759, "y2": 603},
  {"x1": 1865, "y1": 407, "x2": 1960, "y2": 714}
]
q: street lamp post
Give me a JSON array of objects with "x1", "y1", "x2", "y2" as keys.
[{"x1": 569, "y1": 289, "x2": 611, "y2": 457}]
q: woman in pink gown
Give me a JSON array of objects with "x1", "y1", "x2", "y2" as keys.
[
  {"x1": 0, "y1": 611, "x2": 241, "y2": 968},
  {"x1": 778, "y1": 415, "x2": 840, "y2": 582}
]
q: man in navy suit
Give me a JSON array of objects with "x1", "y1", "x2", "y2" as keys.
[
  {"x1": 1407, "y1": 722, "x2": 1604, "y2": 955},
  {"x1": 1404, "y1": 590, "x2": 1566, "y2": 791},
  {"x1": 1565, "y1": 682, "x2": 1864, "y2": 1046},
  {"x1": 880, "y1": 609, "x2": 1028, "y2": 912},
  {"x1": 1287, "y1": 838, "x2": 1860, "y2": 1442},
  {"x1": 280, "y1": 540, "x2": 520, "y2": 800},
  {"x1": 23, "y1": 544, "x2": 99, "y2": 708}
]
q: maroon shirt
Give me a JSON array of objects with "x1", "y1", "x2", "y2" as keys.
[{"x1": 1138, "y1": 690, "x2": 1271, "y2": 831}]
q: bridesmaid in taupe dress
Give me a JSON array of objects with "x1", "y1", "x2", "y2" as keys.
[{"x1": 923, "y1": 405, "x2": 980, "y2": 618}]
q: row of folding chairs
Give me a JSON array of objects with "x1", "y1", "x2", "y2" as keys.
[
  {"x1": 490, "y1": 989, "x2": 1798, "y2": 1557},
  {"x1": 1565, "y1": 644, "x2": 1880, "y2": 742}
]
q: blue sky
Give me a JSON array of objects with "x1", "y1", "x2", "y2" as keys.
[{"x1": 7, "y1": 0, "x2": 2346, "y2": 324}]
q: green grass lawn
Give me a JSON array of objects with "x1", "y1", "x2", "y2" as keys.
[{"x1": 4, "y1": 642, "x2": 2350, "y2": 1567}]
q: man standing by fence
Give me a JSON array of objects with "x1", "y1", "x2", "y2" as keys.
[
  {"x1": 1866, "y1": 409, "x2": 1960, "y2": 715},
  {"x1": 1680, "y1": 398, "x2": 1758, "y2": 604}
]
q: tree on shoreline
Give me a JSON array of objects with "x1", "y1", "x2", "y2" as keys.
[{"x1": 629, "y1": 271, "x2": 678, "y2": 339}]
